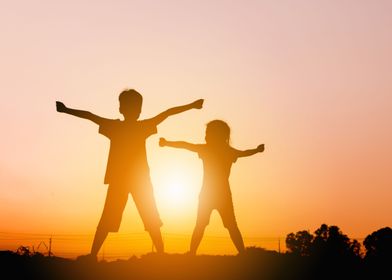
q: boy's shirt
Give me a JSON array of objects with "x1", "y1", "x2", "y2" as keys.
[{"x1": 99, "y1": 119, "x2": 157, "y2": 187}]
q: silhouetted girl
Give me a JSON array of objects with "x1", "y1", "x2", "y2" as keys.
[{"x1": 160, "y1": 120, "x2": 264, "y2": 254}]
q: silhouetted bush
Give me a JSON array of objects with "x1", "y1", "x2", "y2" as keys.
[
  {"x1": 16, "y1": 246, "x2": 32, "y2": 257},
  {"x1": 364, "y1": 227, "x2": 391, "y2": 261}
]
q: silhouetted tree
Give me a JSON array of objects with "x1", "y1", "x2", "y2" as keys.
[
  {"x1": 364, "y1": 227, "x2": 392, "y2": 261},
  {"x1": 286, "y1": 230, "x2": 314, "y2": 256},
  {"x1": 350, "y1": 239, "x2": 362, "y2": 257},
  {"x1": 286, "y1": 224, "x2": 361, "y2": 260},
  {"x1": 312, "y1": 224, "x2": 361, "y2": 259}
]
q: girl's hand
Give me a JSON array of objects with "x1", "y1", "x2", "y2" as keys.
[{"x1": 159, "y1": 137, "x2": 167, "y2": 147}]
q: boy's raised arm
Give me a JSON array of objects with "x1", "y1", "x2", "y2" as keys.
[
  {"x1": 159, "y1": 138, "x2": 201, "y2": 152},
  {"x1": 56, "y1": 101, "x2": 109, "y2": 125},
  {"x1": 149, "y1": 99, "x2": 204, "y2": 126},
  {"x1": 236, "y1": 144, "x2": 265, "y2": 158}
]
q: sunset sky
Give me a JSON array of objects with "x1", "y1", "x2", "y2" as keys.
[{"x1": 1, "y1": 0, "x2": 391, "y2": 258}]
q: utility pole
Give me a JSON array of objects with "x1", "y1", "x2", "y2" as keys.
[
  {"x1": 48, "y1": 236, "x2": 52, "y2": 257},
  {"x1": 278, "y1": 237, "x2": 281, "y2": 254}
]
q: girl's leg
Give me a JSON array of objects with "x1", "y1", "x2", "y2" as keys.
[
  {"x1": 220, "y1": 198, "x2": 245, "y2": 254},
  {"x1": 190, "y1": 224, "x2": 207, "y2": 255},
  {"x1": 91, "y1": 228, "x2": 109, "y2": 257},
  {"x1": 190, "y1": 198, "x2": 212, "y2": 255}
]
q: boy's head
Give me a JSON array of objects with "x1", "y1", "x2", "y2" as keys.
[
  {"x1": 119, "y1": 89, "x2": 143, "y2": 120},
  {"x1": 205, "y1": 120, "x2": 231, "y2": 145}
]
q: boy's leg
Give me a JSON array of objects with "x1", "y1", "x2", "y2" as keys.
[
  {"x1": 131, "y1": 182, "x2": 164, "y2": 253},
  {"x1": 91, "y1": 185, "x2": 128, "y2": 256},
  {"x1": 148, "y1": 227, "x2": 164, "y2": 253}
]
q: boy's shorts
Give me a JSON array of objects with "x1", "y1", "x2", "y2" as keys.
[
  {"x1": 97, "y1": 181, "x2": 163, "y2": 232},
  {"x1": 195, "y1": 190, "x2": 238, "y2": 229}
]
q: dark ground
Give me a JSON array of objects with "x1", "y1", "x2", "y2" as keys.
[{"x1": 0, "y1": 248, "x2": 389, "y2": 280}]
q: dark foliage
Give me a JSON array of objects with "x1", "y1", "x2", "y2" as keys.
[
  {"x1": 285, "y1": 224, "x2": 391, "y2": 280},
  {"x1": 286, "y1": 230, "x2": 314, "y2": 256},
  {"x1": 364, "y1": 227, "x2": 392, "y2": 260},
  {"x1": 286, "y1": 224, "x2": 361, "y2": 259}
]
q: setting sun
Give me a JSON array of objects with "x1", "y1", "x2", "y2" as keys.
[
  {"x1": 153, "y1": 162, "x2": 200, "y2": 217},
  {"x1": 165, "y1": 181, "x2": 188, "y2": 204}
]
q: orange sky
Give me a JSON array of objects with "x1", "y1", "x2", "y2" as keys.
[{"x1": 1, "y1": 0, "x2": 391, "y2": 258}]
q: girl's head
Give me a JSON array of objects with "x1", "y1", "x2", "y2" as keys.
[{"x1": 205, "y1": 120, "x2": 231, "y2": 145}]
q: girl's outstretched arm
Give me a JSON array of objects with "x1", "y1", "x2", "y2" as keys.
[
  {"x1": 56, "y1": 101, "x2": 110, "y2": 125},
  {"x1": 159, "y1": 138, "x2": 201, "y2": 152},
  {"x1": 236, "y1": 144, "x2": 265, "y2": 158}
]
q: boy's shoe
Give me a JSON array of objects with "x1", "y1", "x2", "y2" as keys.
[{"x1": 76, "y1": 254, "x2": 97, "y2": 263}]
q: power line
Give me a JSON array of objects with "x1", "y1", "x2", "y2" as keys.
[
  {"x1": 0, "y1": 230, "x2": 367, "y2": 260},
  {"x1": 0, "y1": 231, "x2": 288, "y2": 239}
]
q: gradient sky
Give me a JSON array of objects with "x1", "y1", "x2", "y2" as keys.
[{"x1": 1, "y1": 0, "x2": 391, "y2": 257}]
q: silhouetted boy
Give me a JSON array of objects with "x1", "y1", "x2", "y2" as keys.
[
  {"x1": 160, "y1": 120, "x2": 264, "y2": 255},
  {"x1": 56, "y1": 89, "x2": 203, "y2": 259}
]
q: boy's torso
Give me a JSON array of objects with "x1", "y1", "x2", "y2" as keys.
[{"x1": 99, "y1": 119, "x2": 157, "y2": 186}]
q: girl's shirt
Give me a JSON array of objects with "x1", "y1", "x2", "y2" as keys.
[{"x1": 196, "y1": 144, "x2": 240, "y2": 195}]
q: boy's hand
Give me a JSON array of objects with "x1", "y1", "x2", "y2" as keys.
[
  {"x1": 56, "y1": 101, "x2": 67, "y2": 113},
  {"x1": 257, "y1": 144, "x2": 265, "y2": 153},
  {"x1": 159, "y1": 137, "x2": 167, "y2": 147},
  {"x1": 191, "y1": 99, "x2": 204, "y2": 109}
]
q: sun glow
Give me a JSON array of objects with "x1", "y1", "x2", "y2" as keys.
[
  {"x1": 166, "y1": 182, "x2": 188, "y2": 203},
  {"x1": 152, "y1": 159, "x2": 201, "y2": 219},
  {"x1": 157, "y1": 174, "x2": 196, "y2": 209}
]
